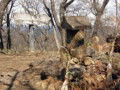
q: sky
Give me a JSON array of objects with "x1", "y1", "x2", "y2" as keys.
[
  {"x1": 10, "y1": 0, "x2": 119, "y2": 25},
  {"x1": 12, "y1": 0, "x2": 117, "y2": 13}
]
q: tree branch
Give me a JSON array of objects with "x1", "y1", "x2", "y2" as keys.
[
  {"x1": 100, "y1": 0, "x2": 109, "y2": 12},
  {"x1": 93, "y1": 0, "x2": 99, "y2": 11},
  {"x1": 64, "y1": 0, "x2": 74, "y2": 10},
  {"x1": 60, "y1": 0, "x2": 74, "y2": 23},
  {"x1": 43, "y1": 0, "x2": 55, "y2": 26},
  {"x1": 50, "y1": 0, "x2": 62, "y2": 30}
]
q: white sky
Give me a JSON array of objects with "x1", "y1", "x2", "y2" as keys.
[{"x1": 10, "y1": 0, "x2": 119, "y2": 25}]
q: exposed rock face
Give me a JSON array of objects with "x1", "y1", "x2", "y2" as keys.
[
  {"x1": 9, "y1": 55, "x2": 65, "y2": 90},
  {"x1": 23, "y1": 56, "x2": 66, "y2": 81}
]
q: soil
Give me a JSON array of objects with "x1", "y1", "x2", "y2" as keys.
[
  {"x1": 0, "y1": 52, "x2": 46, "y2": 72},
  {"x1": 0, "y1": 51, "x2": 55, "y2": 90}
]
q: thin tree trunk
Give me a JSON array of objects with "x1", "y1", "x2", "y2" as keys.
[
  {"x1": 0, "y1": 31, "x2": 4, "y2": 49},
  {"x1": 52, "y1": 25, "x2": 60, "y2": 49},
  {"x1": 43, "y1": 0, "x2": 61, "y2": 48},
  {"x1": 93, "y1": 14, "x2": 102, "y2": 36},
  {"x1": 7, "y1": 0, "x2": 14, "y2": 50},
  {"x1": 7, "y1": 13, "x2": 11, "y2": 50},
  {"x1": 115, "y1": 0, "x2": 119, "y2": 31},
  {"x1": 61, "y1": 29, "x2": 66, "y2": 46}
]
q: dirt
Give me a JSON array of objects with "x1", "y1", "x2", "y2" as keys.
[
  {"x1": 0, "y1": 52, "x2": 57, "y2": 90},
  {"x1": 0, "y1": 53, "x2": 45, "y2": 73}
]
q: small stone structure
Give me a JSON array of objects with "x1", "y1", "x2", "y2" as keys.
[{"x1": 61, "y1": 16, "x2": 91, "y2": 44}]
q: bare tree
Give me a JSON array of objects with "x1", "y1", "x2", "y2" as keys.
[
  {"x1": 0, "y1": 0, "x2": 11, "y2": 49},
  {"x1": 50, "y1": 0, "x2": 74, "y2": 46},
  {"x1": 92, "y1": 0, "x2": 109, "y2": 36},
  {"x1": 43, "y1": 0, "x2": 60, "y2": 49},
  {"x1": 6, "y1": 0, "x2": 15, "y2": 50}
]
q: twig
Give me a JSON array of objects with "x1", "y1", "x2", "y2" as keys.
[
  {"x1": 60, "y1": 47, "x2": 71, "y2": 90},
  {"x1": 107, "y1": 33, "x2": 118, "y2": 83}
]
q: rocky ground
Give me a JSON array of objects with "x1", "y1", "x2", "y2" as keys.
[{"x1": 0, "y1": 51, "x2": 120, "y2": 90}]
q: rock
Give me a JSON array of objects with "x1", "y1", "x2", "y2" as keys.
[
  {"x1": 18, "y1": 56, "x2": 66, "y2": 83},
  {"x1": 95, "y1": 60, "x2": 107, "y2": 71},
  {"x1": 95, "y1": 74, "x2": 104, "y2": 82},
  {"x1": 83, "y1": 73, "x2": 97, "y2": 86},
  {"x1": 86, "y1": 65, "x2": 96, "y2": 73},
  {"x1": 69, "y1": 58, "x2": 79, "y2": 65},
  {"x1": 72, "y1": 58, "x2": 79, "y2": 63},
  {"x1": 40, "y1": 59, "x2": 65, "y2": 80},
  {"x1": 115, "y1": 82, "x2": 120, "y2": 90},
  {"x1": 84, "y1": 57, "x2": 94, "y2": 66},
  {"x1": 85, "y1": 46, "x2": 94, "y2": 57},
  {"x1": 70, "y1": 48, "x2": 85, "y2": 59},
  {"x1": 48, "y1": 83, "x2": 55, "y2": 90},
  {"x1": 34, "y1": 80, "x2": 49, "y2": 90},
  {"x1": 34, "y1": 77, "x2": 62, "y2": 90},
  {"x1": 116, "y1": 62, "x2": 120, "y2": 69},
  {"x1": 41, "y1": 80, "x2": 49, "y2": 90},
  {"x1": 69, "y1": 68, "x2": 83, "y2": 81},
  {"x1": 95, "y1": 60, "x2": 102, "y2": 66},
  {"x1": 74, "y1": 64, "x2": 81, "y2": 68},
  {"x1": 54, "y1": 80, "x2": 62, "y2": 89},
  {"x1": 69, "y1": 60, "x2": 76, "y2": 65}
]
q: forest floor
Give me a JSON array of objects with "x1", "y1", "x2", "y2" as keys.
[
  {"x1": 0, "y1": 52, "x2": 120, "y2": 90},
  {"x1": 0, "y1": 51, "x2": 54, "y2": 90}
]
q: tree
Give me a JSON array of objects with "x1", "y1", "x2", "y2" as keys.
[
  {"x1": 6, "y1": 0, "x2": 15, "y2": 50},
  {"x1": 17, "y1": 0, "x2": 41, "y2": 52},
  {"x1": 43, "y1": 0, "x2": 60, "y2": 49},
  {"x1": 92, "y1": 0, "x2": 109, "y2": 36},
  {"x1": 0, "y1": 0, "x2": 11, "y2": 49},
  {"x1": 48, "y1": 0, "x2": 74, "y2": 46}
]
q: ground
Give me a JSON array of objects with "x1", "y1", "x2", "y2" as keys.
[
  {"x1": 0, "y1": 52, "x2": 43, "y2": 72},
  {"x1": 0, "y1": 52, "x2": 55, "y2": 90},
  {"x1": 0, "y1": 52, "x2": 120, "y2": 90}
]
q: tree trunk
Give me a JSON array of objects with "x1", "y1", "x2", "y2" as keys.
[
  {"x1": 61, "y1": 29, "x2": 66, "y2": 46},
  {"x1": 115, "y1": 0, "x2": 119, "y2": 31},
  {"x1": 93, "y1": 14, "x2": 102, "y2": 36},
  {"x1": 52, "y1": 25, "x2": 60, "y2": 49},
  {"x1": 0, "y1": 31, "x2": 4, "y2": 49},
  {"x1": 7, "y1": 0, "x2": 14, "y2": 50},
  {"x1": 0, "y1": 0, "x2": 11, "y2": 49},
  {"x1": 7, "y1": 13, "x2": 11, "y2": 50},
  {"x1": 50, "y1": 0, "x2": 74, "y2": 47},
  {"x1": 92, "y1": 0, "x2": 109, "y2": 37}
]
